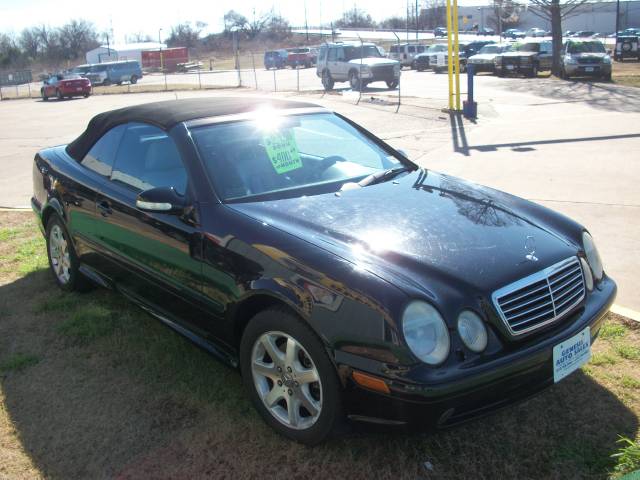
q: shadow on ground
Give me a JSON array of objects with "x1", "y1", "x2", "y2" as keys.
[
  {"x1": 495, "y1": 76, "x2": 640, "y2": 113},
  {"x1": 1, "y1": 269, "x2": 638, "y2": 479}
]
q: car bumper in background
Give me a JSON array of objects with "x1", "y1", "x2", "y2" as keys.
[
  {"x1": 338, "y1": 275, "x2": 617, "y2": 429},
  {"x1": 565, "y1": 64, "x2": 611, "y2": 76}
]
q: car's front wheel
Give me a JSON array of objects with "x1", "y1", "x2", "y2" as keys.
[
  {"x1": 41, "y1": 89, "x2": 48, "y2": 101},
  {"x1": 131, "y1": 75, "x2": 138, "y2": 84},
  {"x1": 386, "y1": 80, "x2": 399, "y2": 89},
  {"x1": 349, "y1": 70, "x2": 361, "y2": 90},
  {"x1": 240, "y1": 307, "x2": 342, "y2": 445},
  {"x1": 321, "y1": 70, "x2": 334, "y2": 90},
  {"x1": 45, "y1": 215, "x2": 92, "y2": 292}
]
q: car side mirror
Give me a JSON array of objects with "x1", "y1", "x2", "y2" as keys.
[{"x1": 136, "y1": 186, "x2": 186, "y2": 214}]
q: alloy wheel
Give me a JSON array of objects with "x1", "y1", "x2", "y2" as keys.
[
  {"x1": 48, "y1": 224, "x2": 71, "y2": 284},
  {"x1": 251, "y1": 331, "x2": 322, "y2": 430}
]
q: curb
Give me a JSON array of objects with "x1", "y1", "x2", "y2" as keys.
[{"x1": 611, "y1": 304, "x2": 640, "y2": 323}]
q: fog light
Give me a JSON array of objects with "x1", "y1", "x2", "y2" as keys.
[{"x1": 457, "y1": 310, "x2": 488, "y2": 353}]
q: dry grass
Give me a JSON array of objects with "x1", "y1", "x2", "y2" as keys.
[{"x1": 0, "y1": 211, "x2": 638, "y2": 479}]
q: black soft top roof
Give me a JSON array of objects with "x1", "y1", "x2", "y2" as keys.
[{"x1": 66, "y1": 96, "x2": 320, "y2": 160}]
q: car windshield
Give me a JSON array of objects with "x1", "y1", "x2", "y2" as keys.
[
  {"x1": 428, "y1": 44, "x2": 447, "y2": 52},
  {"x1": 73, "y1": 66, "x2": 90, "y2": 74},
  {"x1": 567, "y1": 41, "x2": 606, "y2": 53},
  {"x1": 190, "y1": 112, "x2": 404, "y2": 202},
  {"x1": 344, "y1": 45, "x2": 382, "y2": 60},
  {"x1": 62, "y1": 74, "x2": 82, "y2": 80},
  {"x1": 478, "y1": 45, "x2": 500, "y2": 54},
  {"x1": 518, "y1": 43, "x2": 540, "y2": 52}
]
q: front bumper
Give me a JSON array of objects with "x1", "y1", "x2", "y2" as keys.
[
  {"x1": 468, "y1": 62, "x2": 495, "y2": 72},
  {"x1": 338, "y1": 275, "x2": 616, "y2": 428},
  {"x1": 565, "y1": 63, "x2": 611, "y2": 76}
]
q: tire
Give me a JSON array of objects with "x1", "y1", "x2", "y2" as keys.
[
  {"x1": 603, "y1": 72, "x2": 612, "y2": 81},
  {"x1": 240, "y1": 307, "x2": 342, "y2": 445},
  {"x1": 529, "y1": 64, "x2": 538, "y2": 78},
  {"x1": 130, "y1": 75, "x2": 138, "y2": 84},
  {"x1": 56, "y1": 89, "x2": 63, "y2": 100},
  {"x1": 321, "y1": 70, "x2": 334, "y2": 91},
  {"x1": 349, "y1": 70, "x2": 361, "y2": 90},
  {"x1": 386, "y1": 80, "x2": 398, "y2": 89},
  {"x1": 45, "y1": 214, "x2": 92, "y2": 292},
  {"x1": 41, "y1": 89, "x2": 48, "y2": 101},
  {"x1": 83, "y1": 93, "x2": 90, "y2": 98},
  {"x1": 417, "y1": 66, "x2": 424, "y2": 72}
]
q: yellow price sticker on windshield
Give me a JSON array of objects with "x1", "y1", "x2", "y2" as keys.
[{"x1": 263, "y1": 130, "x2": 303, "y2": 174}]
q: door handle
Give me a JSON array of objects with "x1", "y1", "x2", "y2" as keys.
[{"x1": 98, "y1": 200, "x2": 112, "y2": 216}]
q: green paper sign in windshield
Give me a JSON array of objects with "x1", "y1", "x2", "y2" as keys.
[{"x1": 263, "y1": 130, "x2": 303, "y2": 174}]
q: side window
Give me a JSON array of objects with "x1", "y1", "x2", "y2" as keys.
[
  {"x1": 81, "y1": 124, "x2": 126, "y2": 177},
  {"x1": 417, "y1": 45, "x2": 425, "y2": 53},
  {"x1": 111, "y1": 123, "x2": 188, "y2": 195},
  {"x1": 408, "y1": 46, "x2": 416, "y2": 53},
  {"x1": 336, "y1": 47, "x2": 345, "y2": 61},
  {"x1": 328, "y1": 48, "x2": 337, "y2": 61}
]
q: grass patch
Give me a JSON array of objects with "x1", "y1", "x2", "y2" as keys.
[
  {"x1": 0, "y1": 227, "x2": 21, "y2": 241},
  {"x1": 616, "y1": 344, "x2": 640, "y2": 362},
  {"x1": 0, "y1": 353, "x2": 39, "y2": 373},
  {"x1": 612, "y1": 436, "x2": 640, "y2": 477},
  {"x1": 600, "y1": 322, "x2": 628, "y2": 340},
  {"x1": 36, "y1": 293, "x2": 83, "y2": 314},
  {"x1": 613, "y1": 75, "x2": 640, "y2": 89},
  {"x1": 56, "y1": 303, "x2": 118, "y2": 344},
  {"x1": 621, "y1": 376, "x2": 640, "y2": 390},
  {"x1": 591, "y1": 352, "x2": 618, "y2": 366}
]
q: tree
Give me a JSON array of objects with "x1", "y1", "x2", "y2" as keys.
[
  {"x1": 223, "y1": 10, "x2": 249, "y2": 34},
  {"x1": 58, "y1": 19, "x2": 99, "y2": 60},
  {"x1": 379, "y1": 16, "x2": 406, "y2": 30},
  {"x1": 487, "y1": 0, "x2": 523, "y2": 32},
  {"x1": 420, "y1": 0, "x2": 446, "y2": 29},
  {"x1": 245, "y1": 11, "x2": 272, "y2": 39},
  {"x1": 0, "y1": 33, "x2": 21, "y2": 68},
  {"x1": 335, "y1": 7, "x2": 376, "y2": 29},
  {"x1": 19, "y1": 27, "x2": 41, "y2": 60},
  {"x1": 128, "y1": 32, "x2": 153, "y2": 43},
  {"x1": 527, "y1": 0, "x2": 591, "y2": 75},
  {"x1": 263, "y1": 14, "x2": 291, "y2": 40},
  {"x1": 166, "y1": 21, "x2": 206, "y2": 48}
]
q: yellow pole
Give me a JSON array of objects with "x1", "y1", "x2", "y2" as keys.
[
  {"x1": 453, "y1": 0, "x2": 461, "y2": 111},
  {"x1": 445, "y1": 0, "x2": 453, "y2": 110}
]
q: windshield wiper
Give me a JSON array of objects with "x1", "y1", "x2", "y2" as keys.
[{"x1": 356, "y1": 166, "x2": 412, "y2": 188}]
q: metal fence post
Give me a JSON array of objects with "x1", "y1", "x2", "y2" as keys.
[
  {"x1": 273, "y1": 69, "x2": 277, "y2": 92},
  {"x1": 357, "y1": 34, "x2": 363, "y2": 105},
  {"x1": 297, "y1": 67, "x2": 300, "y2": 92},
  {"x1": 251, "y1": 52, "x2": 258, "y2": 90},
  {"x1": 0, "y1": 86, "x2": 3, "y2": 101},
  {"x1": 27, "y1": 81, "x2": 31, "y2": 98},
  {"x1": 393, "y1": 32, "x2": 401, "y2": 112},
  {"x1": 164, "y1": 70, "x2": 168, "y2": 91},
  {"x1": 15, "y1": 84, "x2": 19, "y2": 98},
  {"x1": 198, "y1": 56, "x2": 202, "y2": 89}
]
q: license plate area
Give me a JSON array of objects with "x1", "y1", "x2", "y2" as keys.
[
  {"x1": 553, "y1": 326, "x2": 591, "y2": 383},
  {"x1": 585, "y1": 67, "x2": 594, "y2": 72}
]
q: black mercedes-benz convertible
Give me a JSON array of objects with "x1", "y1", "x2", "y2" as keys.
[{"x1": 32, "y1": 97, "x2": 616, "y2": 445}]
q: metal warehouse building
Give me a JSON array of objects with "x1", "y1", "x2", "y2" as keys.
[{"x1": 85, "y1": 42, "x2": 167, "y2": 64}]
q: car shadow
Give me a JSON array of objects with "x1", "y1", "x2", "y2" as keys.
[{"x1": 1, "y1": 270, "x2": 637, "y2": 478}]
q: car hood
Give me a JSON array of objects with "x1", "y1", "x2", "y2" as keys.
[
  {"x1": 348, "y1": 58, "x2": 398, "y2": 66},
  {"x1": 469, "y1": 54, "x2": 497, "y2": 61},
  {"x1": 501, "y1": 51, "x2": 538, "y2": 57},
  {"x1": 228, "y1": 170, "x2": 577, "y2": 298},
  {"x1": 570, "y1": 52, "x2": 608, "y2": 59}
]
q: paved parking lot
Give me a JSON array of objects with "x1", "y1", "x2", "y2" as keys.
[{"x1": 1, "y1": 70, "x2": 638, "y2": 309}]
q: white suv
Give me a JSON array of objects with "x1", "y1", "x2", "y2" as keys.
[{"x1": 316, "y1": 42, "x2": 401, "y2": 90}]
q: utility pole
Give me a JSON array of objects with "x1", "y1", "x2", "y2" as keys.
[
  {"x1": 304, "y1": 0, "x2": 309, "y2": 41},
  {"x1": 406, "y1": 0, "x2": 409, "y2": 41},
  {"x1": 615, "y1": 0, "x2": 620, "y2": 37},
  {"x1": 416, "y1": 0, "x2": 419, "y2": 40},
  {"x1": 158, "y1": 28, "x2": 163, "y2": 70}
]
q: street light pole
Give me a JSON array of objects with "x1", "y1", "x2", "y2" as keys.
[
  {"x1": 304, "y1": 0, "x2": 309, "y2": 41},
  {"x1": 158, "y1": 28, "x2": 163, "y2": 71}
]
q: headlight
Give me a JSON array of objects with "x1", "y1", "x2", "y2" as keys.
[
  {"x1": 580, "y1": 257, "x2": 594, "y2": 291},
  {"x1": 402, "y1": 301, "x2": 450, "y2": 365},
  {"x1": 457, "y1": 311, "x2": 488, "y2": 353},
  {"x1": 582, "y1": 232, "x2": 604, "y2": 281},
  {"x1": 565, "y1": 55, "x2": 577, "y2": 64},
  {"x1": 603, "y1": 55, "x2": 612, "y2": 64}
]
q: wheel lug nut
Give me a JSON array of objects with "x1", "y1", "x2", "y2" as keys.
[
  {"x1": 277, "y1": 366, "x2": 282, "y2": 372},
  {"x1": 277, "y1": 380, "x2": 282, "y2": 386},
  {"x1": 287, "y1": 366, "x2": 292, "y2": 373},
  {"x1": 288, "y1": 389, "x2": 293, "y2": 396},
  {"x1": 294, "y1": 381, "x2": 299, "y2": 387}
]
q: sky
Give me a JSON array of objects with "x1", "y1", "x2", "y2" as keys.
[{"x1": 0, "y1": 0, "x2": 491, "y2": 43}]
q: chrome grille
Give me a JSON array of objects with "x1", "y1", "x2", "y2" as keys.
[{"x1": 492, "y1": 257, "x2": 586, "y2": 336}]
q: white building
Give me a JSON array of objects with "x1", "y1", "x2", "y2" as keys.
[{"x1": 85, "y1": 42, "x2": 167, "y2": 64}]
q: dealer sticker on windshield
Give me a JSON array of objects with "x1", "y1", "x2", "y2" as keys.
[
  {"x1": 263, "y1": 130, "x2": 303, "y2": 174},
  {"x1": 553, "y1": 326, "x2": 591, "y2": 383}
]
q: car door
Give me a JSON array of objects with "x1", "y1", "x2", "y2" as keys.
[
  {"x1": 45, "y1": 77, "x2": 57, "y2": 96},
  {"x1": 540, "y1": 41, "x2": 553, "y2": 69},
  {"x1": 94, "y1": 122, "x2": 217, "y2": 340}
]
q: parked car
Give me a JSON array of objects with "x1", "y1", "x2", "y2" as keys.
[
  {"x1": 614, "y1": 35, "x2": 639, "y2": 61},
  {"x1": 32, "y1": 97, "x2": 616, "y2": 445},
  {"x1": 40, "y1": 74, "x2": 91, "y2": 101},
  {"x1": 564, "y1": 30, "x2": 575, "y2": 37},
  {"x1": 434, "y1": 27, "x2": 447, "y2": 37},
  {"x1": 477, "y1": 27, "x2": 495, "y2": 36},
  {"x1": 494, "y1": 40, "x2": 553, "y2": 77},
  {"x1": 526, "y1": 28, "x2": 547, "y2": 38},
  {"x1": 431, "y1": 41, "x2": 494, "y2": 73},
  {"x1": 264, "y1": 50, "x2": 288, "y2": 69},
  {"x1": 316, "y1": 42, "x2": 401, "y2": 90},
  {"x1": 388, "y1": 43, "x2": 428, "y2": 68},
  {"x1": 467, "y1": 44, "x2": 513, "y2": 73},
  {"x1": 622, "y1": 27, "x2": 640, "y2": 36},
  {"x1": 503, "y1": 29, "x2": 526, "y2": 39},
  {"x1": 286, "y1": 48, "x2": 315, "y2": 68},
  {"x1": 84, "y1": 60, "x2": 142, "y2": 86},
  {"x1": 413, "y1": 44, "x2": 448, "y2": 71},
  {"x1": 71, "y1": 64, "x2": 91, "y2": 77},
  {"x1": 561, "y1": 40, "x2": 612, "y2": 80},
  {"x1": 570, "y1": 31, "x2": 597, "y2": 38}
]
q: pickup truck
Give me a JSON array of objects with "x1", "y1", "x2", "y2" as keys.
[{"x1": 286, "y1": 47, "x2": 316, "y2": 68}]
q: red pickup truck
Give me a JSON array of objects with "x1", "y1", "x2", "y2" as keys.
[
  {"x1": 285, "y1": 47, "x2": 316, "y2": 68},
  {"x1": 41, "y1": 74, "x2": 91, "y2": 101}
]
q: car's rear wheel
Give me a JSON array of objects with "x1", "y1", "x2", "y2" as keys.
[
  {"x1": 349, "y1": 70, "x2": 361, "y2": 90},
  {"x1": 131, "y1": 75, "x2": 138, "y2": 84},
  {"x1": 386, "y1": 80, "x2": 399, "y2": 89},
  {"x1": 321, "y1": 70, "x2": 334, "y2": 91},
  {"x1": 83, "y1": 93, "x2": 90, "y2": 98},
  {"x1": 41, "y1": 89, "x2": 48, "y2": 101},
  {"x1": 529, "y1": 64, "x2": 539, "y2": 78},
  {"x1": 240, "y1": 307, "x2": 342, "y2": 445},
  {"x1": 45, "y1": 215, "x2": 92, "y2": 292}
]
